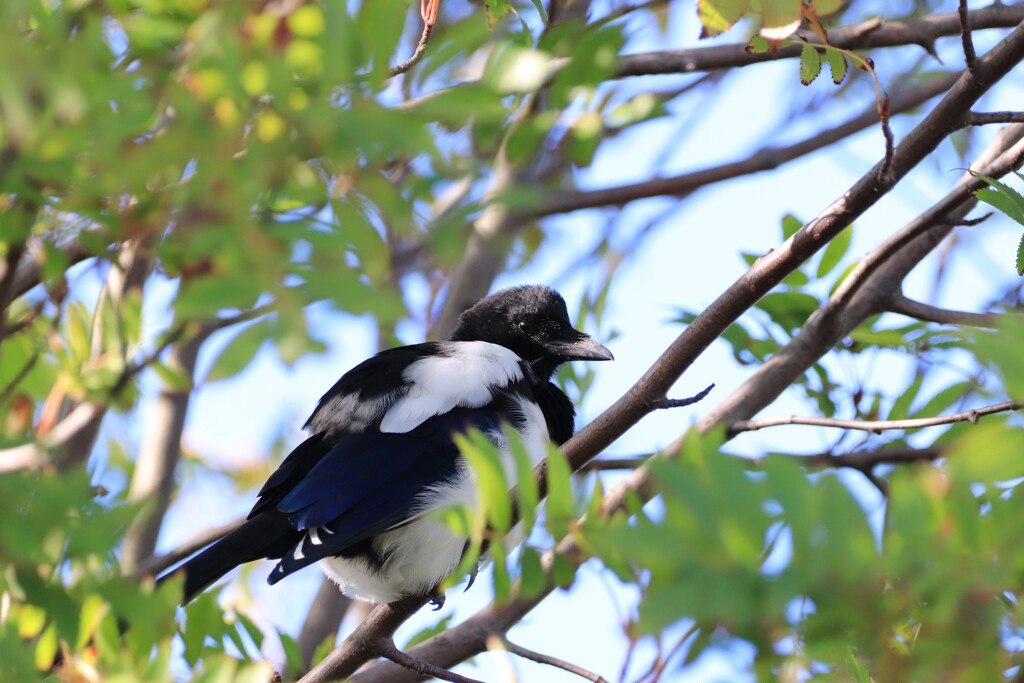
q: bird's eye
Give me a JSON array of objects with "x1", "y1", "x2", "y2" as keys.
[{"x1": 517, "y1": 319, "x2": 537, "y2": 334}]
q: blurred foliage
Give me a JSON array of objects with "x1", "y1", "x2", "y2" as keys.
[{"x1": 579, "y1": 416, "x2": 1024, "y2": 681}]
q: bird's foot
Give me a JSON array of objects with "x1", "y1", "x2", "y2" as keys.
[{"x1": 428, "y1": 586, "x2": 446, "y2": 611}]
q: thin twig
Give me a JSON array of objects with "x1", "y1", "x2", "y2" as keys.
[
  {"x1": 501, "y1": 638, "x2": 610, "y2": 683},
  {"x1": 888, "y1": 294, "x2": 999, "y2": 327},
  {"x1": 379, "y1": 640, "x2": 484, "y2": 683},
  {"x1": 581, "y1": 456, "x2": 651, "y2": 471},
  {"x1": 134, "y1": 517, "x2": 245, "y2": 578},
  {"x1": 964, "y1": 110, "x2": 1024, "y2": 126},
  {"x1": 537, "y1": 72, "x2": 957, "y2": 216},
  {"x1": 959, "y1": 0, "x2": 978, "y2": 73},
  {"x1": 731, "y1": 400, "x2": 1022, "y2": 435},
  {"x1": 389, "y1": 22, "x2": 434, "y2": 77},
  {"x1": 650, "y1": 384, "x2": 715, "y2": 410},
  {"x1": 879, "y1": 93, "x2": 896, "y2": 180}
]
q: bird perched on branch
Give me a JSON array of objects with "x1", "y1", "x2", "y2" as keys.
[{"x1": 160, "y1": 285, "x2": 612, "y2": 605}]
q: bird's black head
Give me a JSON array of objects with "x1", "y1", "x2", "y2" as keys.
[{"x1": 450, "y1": 285, "x2": 613, "y2": 378}]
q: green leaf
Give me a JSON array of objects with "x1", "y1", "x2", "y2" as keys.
[
  {"x1": 799, "y1": 44, "x2": 822, "y2": 85},
  {"x1": 916, "y1": 381, "x2": 972, "y2": 421},
  {"x1": 76, "y1": 594, "x2": 107, "y2": 650},
  {"x1": 456, "y1": 431, "x2": 512, "y2": 533},
  {"x1": 506, "y1": 425, "x2": 539, "y2": 538},
  {"x1": 518, "y1": 546, "x2": 546, "y2": 598},
  {"x1": 947, "y1": 422, "x2": 1024, "y2": 483},
  {"x1": 491, "y1": 540, "x2": 511, "y2": 602},
  {"x1": 824, "y1": 47, "x2": 848, "y2": 84},
  {"x1": 203, "y1": 321, "x2": 270, "y2": 383},
  {"x1": 698, "y1": 0, "x2": 751, "y2": 38},
  {"x1": 175, "y1": 274, "x2": 266, "y2": 320},
  {"x1": 971, "y1": 172, "x2": 1024, "y2": 225},
  {"x1": 780, "y1": 213, "x2": 803, "y2": 240},
  {"x1": 403, "y1": 615, "x2": 453, "y2": 650},
  {"x1": 887, "y1": 373, "x2": 923, "y2": 421},
  {"x1": 545, "y1": 444, "x2": 574, "y2": 540},
  {"x1": 756, "y1": 292, "x2": 820, "y2": 332},
  {"x1": 1017, "y1": 232, "x2": 1024, "y2": 276},
  {"x1": 551, "y1": 551, "x2": 576, "y2": 588},
  {"x1": 746, "y1": 35, "x2": 771, "y2": 53},
  {"x1": 279, "y1": 631, "x2": 304, "y2": 678},
  {"x1": 812, "y1": 0, "x2": 845, "y2": 15},
  {"x1": 817, "y1": 225, "x2": 852, "y2": 277},
  {"x1": 484, "y1": 0, "x2": 514, "y2": 27},
  {"x1": 35, "y1": 623, "x2": 58, "y2": 672}
]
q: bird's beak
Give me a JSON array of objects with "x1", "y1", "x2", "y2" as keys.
[{"x1": 546, "y1": 334, "x2": 614, "y2": 362}]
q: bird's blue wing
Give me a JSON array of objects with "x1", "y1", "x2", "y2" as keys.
[{"x1": 266, "y1": 406, "x2": 507, "y2": 584}]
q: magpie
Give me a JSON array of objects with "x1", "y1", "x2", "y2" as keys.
[{"x1": 160, "y1": 285, "x2": 612, "y2": 605}]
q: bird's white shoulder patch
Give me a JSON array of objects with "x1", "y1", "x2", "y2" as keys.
[
  {"x1": 306, "y1": 392, "x2": 389, "y2": 435},
  {"x1": 379, "y1": 341, "x2": 524, "y2": 433}
]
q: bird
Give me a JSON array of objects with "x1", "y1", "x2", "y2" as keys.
[{"x1": 159, "y1": 285, "x2": 613, "y2": 606}]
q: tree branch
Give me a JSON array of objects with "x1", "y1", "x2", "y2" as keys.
[
  {"x1": 960, "y1": 0, "x2": 978, "y2": 73},
  {"x1": 730, "y1": 400, "x2": 1022, "y2": 435},
  {"x1": 537, "y1": 71, "x2": 958, "y2": 216},
  {"x1": 888, "y1": 294, "x2": 999, "y2": 327},
  {"x1": 615, "y1": 3, "x2": 1024, "y2": 78},
  {"x1": 389, "y1": 22, "x2": 434, "y2": 77},
  {"x1": 134, "y1": 517, "x2": 245, "y2": 578},
  {"x1": 964, "y1": 110, "x2": 1024, "y2": 126},
  {"x1": 649, "y1": 384, "x2": 715, "y2": 410},
  {"x1": 299, "y1": 596, "x2": 429, "y2": 683},
  {"x1": 121, "y1": 331, "x2": 207, "y2": 574},
  {"x1": 297, "y1": 580, "x2": 355, "y2": 674},
  {"x1": 500, "y1": 637, "x2": 610, "y2": 683}
]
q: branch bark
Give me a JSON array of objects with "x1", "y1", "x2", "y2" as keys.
[
  {"x1": 887, "y1": 294, "x2": 999, "y2": 327},
  {"x1": 120, "y1": 331, "x2": 207, "y2": 574},
  {"x1": 615, "y1": 3, "x2": 1024, "y2": 78},
  {"x1": 731, "y1": 400, "x2": 1022, "y2": 435},
  {"x1": 536, "y1": 71, "x2": 959, "y2": 216}
]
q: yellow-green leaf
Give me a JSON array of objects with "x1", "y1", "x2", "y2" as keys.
[
  {"x1": 761, "y1": 0, "x2": 802, "y2": 40},
  {"x1": 698, "y1": 0, "x2": 751, "y2": 38}
]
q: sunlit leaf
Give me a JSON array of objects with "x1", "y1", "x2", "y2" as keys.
[
  {"x1": 545, "y1": 444, "x2": 574, "y2": 540},
  {"x1": 817, "y1": 225, "x2": 852, "y2": 277},
  {"x1": 760, "y1": 0, "x2": 802, "y2": 40},
  {"x1": 698, "y1": 0, "x2": 751, "y2": 38}
]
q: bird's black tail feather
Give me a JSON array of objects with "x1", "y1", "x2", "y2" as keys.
[{"x1": 158, "y1": 513, "x2": 297, "y2": 604}]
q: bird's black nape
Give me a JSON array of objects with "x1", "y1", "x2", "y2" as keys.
[{"x1": 450, "y1": 285, "x2": 612, "y2": 378}]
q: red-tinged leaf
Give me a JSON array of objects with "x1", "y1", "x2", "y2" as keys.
[
  {"x1": 802, "y1": 4, "x2": 829, "y2": 43},
  {"x1": 825, "y1": 47, "x2": 848, "y2": 84},
  {"x1": 800, "y1": 44, "x2": 822, "y2": 85},
  {"x1": 698, "y1": 0, "x2": 751, "y2": 39},
  {"x1": 760, "y1": 0, "x2": 801, "y2": 41}
]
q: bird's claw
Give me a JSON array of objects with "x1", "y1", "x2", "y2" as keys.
[{"x1": 428, "y1": 588, "x2": 446, "y2": 610}]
